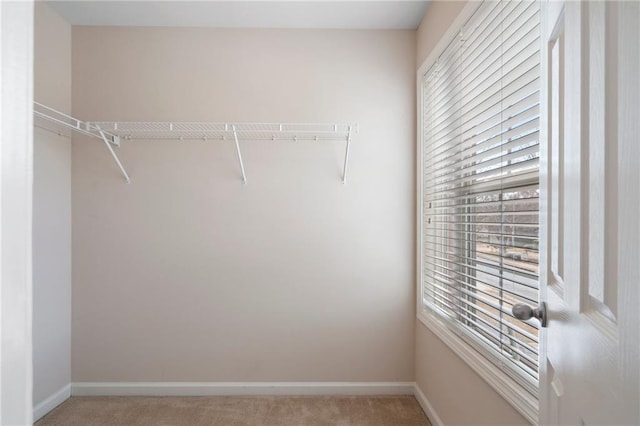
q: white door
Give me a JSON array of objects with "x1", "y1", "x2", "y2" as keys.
[{"x1": 536, "y1": 1, "x2": 639, "y2": 424}]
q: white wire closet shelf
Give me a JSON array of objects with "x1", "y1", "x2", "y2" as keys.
[
  {"x1": 33, "y1": 102, "x2": 357, "y2": 185},
  {"x1": 91, "y1": 121, "x2": 357, "y2": 142}
]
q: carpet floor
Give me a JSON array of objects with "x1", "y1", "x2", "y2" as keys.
[{"x1": 36, "y1": 396, "x2": 432, "y2": 426}]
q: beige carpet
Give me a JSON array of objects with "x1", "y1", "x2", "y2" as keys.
[{"x1": 36, "y1": 396, "x2": 431, "y2": 426}]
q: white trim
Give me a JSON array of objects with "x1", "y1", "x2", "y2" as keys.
[
  {"x1": 413, "y1": 384, "x2": 443, "y2": 426},
  {"x1": 33, "y1": 384, "x2": 71, "y2": 422},
  {"x1": 71, "y1": 382, "x2": 415, "y2": 397},
  {"x1": 0, "y1": 1, "x2": 35, "y2": 424},
  {"x1": 417, "y1": 313, "x2": 538, "y2": 425}
]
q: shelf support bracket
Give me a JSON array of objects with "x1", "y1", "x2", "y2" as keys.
[
  {"x1": 231, "y1": 125, "x2": 248, "y2": 184},
  {"x1": 342, "y1": 125, "x2": 353, "y2": 184},
  {"x1": 95, "y1": 124, "x2": 131, "y2": 184}
]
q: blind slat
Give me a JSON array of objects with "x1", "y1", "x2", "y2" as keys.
[
  {"x1": 423, "y1": 256, "x2": 539, "y2": 303},
  {"x1": 421, "y1": 0, "x2": 540, "y2": 389},
  {"x1": 423, "y1": 292, "x2": 539, "y2": 363},
  {"x1": 424, "y1": 287, "x2": 540, "y2": 360},
  {"x1": 423, "y1": 292, "x2": 539, "y2": 380},
  {"x1": 426, "y1": 44, "x2": 540, "y2": 137},
  {"x1": 424, "y1": 79, "x2": 539, "y2": 156},
  {"x1": 423, "y1": 251, "x2": 539, "y2": 289}
]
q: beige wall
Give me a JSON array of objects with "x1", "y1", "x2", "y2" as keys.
[
  {"x1": 415, "y1": 2, "x2": 529, "y2": 424},
  {"x1": 71, "y1": 27, "x2": 416, "y2": 382},
  {"x1": 33, "y1": 1, "x2": 72, "y2": 407},
  {"x1": 416, "y1": 325, "x2": 529, "y2": 425}
]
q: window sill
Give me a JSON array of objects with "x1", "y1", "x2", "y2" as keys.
[{"x1": 417, "y1": 310, "x2": 539, "y2": 425}]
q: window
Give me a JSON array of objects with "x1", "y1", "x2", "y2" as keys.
[{"x1": 418, "y1": 0, "x2": 540, "y2": 414}]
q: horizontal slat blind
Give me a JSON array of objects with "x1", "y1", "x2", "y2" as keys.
[{"x1": 421, "y1": 0, "x2": 540, "y2": 395}]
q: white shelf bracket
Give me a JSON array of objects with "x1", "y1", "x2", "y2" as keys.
[
  {"x1": 231, "y1": 125, "x2": 248, "y2": 184},
  {"x1": 94, "y1": 124, "x2": 131, "y2": 184},
  {"x1": 342, "y1": 125, "x2": 353, "y2": 185}
]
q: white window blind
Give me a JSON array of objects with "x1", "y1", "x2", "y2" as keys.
[{"x1": 421, "y1": 0, "x2": 540, "y2": 395}]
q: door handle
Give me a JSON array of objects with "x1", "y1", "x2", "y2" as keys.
[{"x1": 512, "y1": 302, "x2": 548, "y2": 328}]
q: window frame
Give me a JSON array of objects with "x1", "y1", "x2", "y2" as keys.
[{"x1": 415, "y1": 1, "x2": 539, "y2": 423}]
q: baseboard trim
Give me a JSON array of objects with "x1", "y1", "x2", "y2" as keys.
[
  {"x1": 71, "y1": 381, "x2": 415, "y2": 397},
  {"x1": 413, "y1": 384, "x2": 443, "y2": 426},
  {"x1": 33, "y1": 383, "x2": 71, "y2": 421}
]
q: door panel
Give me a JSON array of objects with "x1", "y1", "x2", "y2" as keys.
[
  {"x1": 539, "y1": 1, "x2": 639, "y2": 424},
  {"x1": 549, "y1": 22, "x2": 564, "y2": 296}
]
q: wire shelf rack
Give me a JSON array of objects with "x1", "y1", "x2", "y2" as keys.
[
  {"x1": 34, "y1": 102, "x2": 356, "y2": 185},
  {"x1": 88, "y1": 121, "x2": 357, "y2": 143}
]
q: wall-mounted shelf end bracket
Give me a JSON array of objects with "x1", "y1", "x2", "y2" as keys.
[
  {"x1": 342, "y1": 125, "x2": 353, "y2": 185},
  {"x1": 231, "y1": 125, "x2": 248, "y2": 184},
  {"x1": 93, "y1": 124, "x2": 131, "y2": 184},
  {"x1": 33, "y1": 102, "x2": 130, "y2": 183}
]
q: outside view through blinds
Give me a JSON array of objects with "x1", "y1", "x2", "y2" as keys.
[{"x1": 421, "y1": 0, "x2": 540, "y2": 395}]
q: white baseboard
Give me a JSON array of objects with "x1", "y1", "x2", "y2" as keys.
[
  {"x1": 71, "y1": 381, "x2": 415, "y2": 397},
  {"x1": 33, "y1": 383, "x2": 71, "y2": 422},
  {"x1": 413, "y1": 384, "x2": 443, "y2": 426}
]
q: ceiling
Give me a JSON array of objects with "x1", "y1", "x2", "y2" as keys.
[{"x1": 47, "y1": 1, "x2": 431, "y2": 30}]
